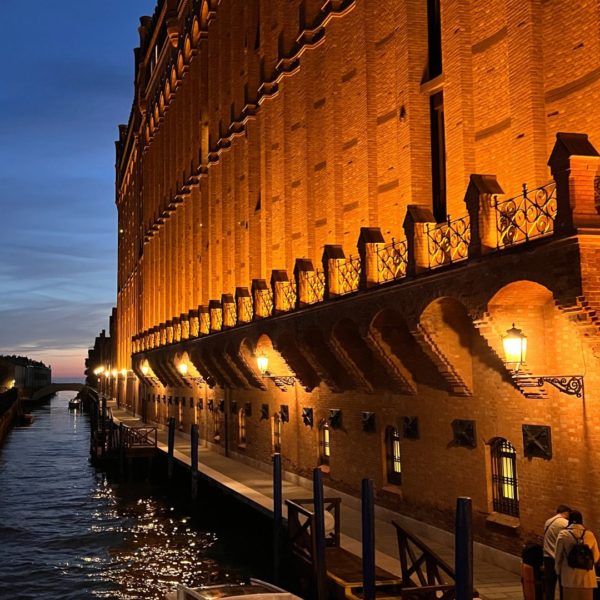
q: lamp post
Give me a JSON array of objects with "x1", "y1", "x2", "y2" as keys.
[
  {"x1": 502, "y1": 324, "x2": 584, "y2": 398},
  {"x1": 256, "y1": 353, "x2": 296, "y2": 391}
]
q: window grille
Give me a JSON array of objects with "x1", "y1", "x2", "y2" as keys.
[
  {"x1": 386, "y1": 427, "x2": 402, "y2": 485},
  {"x1": 238, "y1": 408, "x2": 246, "y2": 446},
  {"x1": 491, "y1": 438, "x2": 519, "y2": 517}
]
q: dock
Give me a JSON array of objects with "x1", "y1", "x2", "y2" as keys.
[{"x1": 100, "y1": 403, "x2": 523, "y2": 600}]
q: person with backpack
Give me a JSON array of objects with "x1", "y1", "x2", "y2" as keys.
[
  {"x1": 544, "y1": 505, "x2": 571, "y2": 600},
  {"x1": 555, "y1": 510, "x2": 600, "y2": 600}
]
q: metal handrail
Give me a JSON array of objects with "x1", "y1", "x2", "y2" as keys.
[
  {"x1": 426, "y1": 215, "x2": 470, "y2": 269},
  {"x1": 337, "y1": 256, "x2": 361, "y2": 294},
  {"x1": 376, "y1": 238, "x2": 408, "y2": 282}
]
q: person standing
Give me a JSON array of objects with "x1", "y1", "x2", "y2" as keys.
[
  {"x1": 545, "y1": 505, "x2": 571, "y2": 600},
  {"x1": 555, "y1": 510, "x2": 600, "y2": 600}
]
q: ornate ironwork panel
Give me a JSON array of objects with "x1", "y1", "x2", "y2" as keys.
[
  {"x1": 493, "y1": 181, "x2": 557, "y2": 249},
  {"x1": 376, "y1": 238, "x2": 408, "y2": 282},
  {"x1": 402, "y1": 416, "x2": 419, "y2": 440},
  {"x1": 337, "y1": 256, "x2": 361, "y2": 295},
  {"x1": 522, "y1": 424, "x2": 552, "y2": 459},
  {"x1": 223, "y1": 303, "x2": 237, "y2": 327},
  {"x1": 281, "y1": 280, "x2": 297, "y2": 310},
  {"x1": 256, "y1": 288, "x2": 274, "y2": 317},
  {"x1": 451, "y1": 419, "x2": 476, "y2": 448},
  {"x1": 426, "y1": 216, "x2": 471, "y2": 269},
  {"x1": 306, "y1": 270, "x2": 325, "y2": 304}
]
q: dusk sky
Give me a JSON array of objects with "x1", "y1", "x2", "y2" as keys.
[{"x1": 0, "y1": 1, "x2": 154, "y2": 377}]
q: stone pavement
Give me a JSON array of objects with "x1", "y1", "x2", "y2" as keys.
[{"x1": 111, "y1": 407, "x2": 523, "y2": 600}]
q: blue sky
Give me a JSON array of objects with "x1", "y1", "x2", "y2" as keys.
[{"x1": 0, "y1": 1, "x2": 154, "y2": 376}]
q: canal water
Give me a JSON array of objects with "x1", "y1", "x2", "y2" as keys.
[{"x1": 0, "y1": 391, "x2": 245, "y2": 600}]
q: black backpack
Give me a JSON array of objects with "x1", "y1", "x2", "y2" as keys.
[{"x1": 567, "y1": 529, "x2": 595, "y2": 570}]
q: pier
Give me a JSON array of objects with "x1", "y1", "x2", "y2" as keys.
[{"x1": 92, "y1": 398, "x2": 522, "y2": 600}]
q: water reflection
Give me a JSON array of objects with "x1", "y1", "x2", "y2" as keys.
[{"x1": 0, "y1": 392, "x2": 238, "y2": 600}]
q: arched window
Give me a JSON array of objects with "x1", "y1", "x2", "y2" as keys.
[
  {"x1": 272, "y1": 413, "x2": 282, "y2": 453},
  {"x1": 238, "y1": 408, "x2": 246, "y2": 447},
  {"x1": 319, "y1": 420, "x2": 331, "y2": 466},
  {"x1": 385, "y1": 426, "x2": 402, "y2": 485},
  {"x1": 490, "y1": 438, "x2": 519, "y2": 517}
]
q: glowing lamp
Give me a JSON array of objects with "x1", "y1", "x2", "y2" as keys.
[
  {"x1": 104, "y1": 372, "x2": 110, "y2": 378},
  {"x1": 178, "y1": 362, "x2": 189, "y2": 376},
  {"x1": 257, "y1": 354, "x2": 269, "y2": 375},
  {"x1": 120, "y1": 369, "x2": 127, "y2": 378},
  {"x1": 502, "y1": 324, "x2": 527, "y2": 370},
  {"x1": 141, "y1": 364, "x2": 149, "y2": 376},
  {"x1": 111, "y1": 369, "x2": 118, "y2": 378}
]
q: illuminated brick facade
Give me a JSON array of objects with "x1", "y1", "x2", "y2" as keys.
[{"x1": 106, "y1": 0, "x2": 600, "y2": 554}]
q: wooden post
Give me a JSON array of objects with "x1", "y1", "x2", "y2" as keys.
[
  {"x1": 191, "y1": 424, "x2": 199, "y2": 501},
  {"x1": 101, "y1": 397, "x2": 107, "y2": 456},
  {"x1": 167, "y1": 416, "x2": 176, "y2": 480},
  {"x1": 362, "y1": 478, "x2": 376, "y2": 600},
  {"x1": 313, "y1": 467, "x2": 327, "y2": 600},
  {"x1": 273, "y1": 453, "x2": 283, "y2": 584},
  {"x1": 119, "y1": 423, "x2": 125, "y2": 477},
  {"x1": 455, "y1": 497, "x2": 473, "y2": 600}
]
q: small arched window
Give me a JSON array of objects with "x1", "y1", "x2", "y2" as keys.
[
  {"x1": 238, "y1": 408, "x2": 246, "y2": 447},
  {"x1": 490, "y1": 438, "x2": 519, "y2": 517},
  {"x1": 385, "y1": 426, "x2": 402, "y2": 485},
  {"x1": 319, "y1": 420, "x2": 331, "y2": 466},
  {"x1": 272, "y1": 413, "x2": 282, "y2": 453}
]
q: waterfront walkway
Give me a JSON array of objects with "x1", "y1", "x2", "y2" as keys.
[{"x1": 111, "y1": 407, "x2": 523, "y2": 600}]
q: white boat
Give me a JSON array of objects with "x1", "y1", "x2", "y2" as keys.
[{"x1": 165, "y1": 578, "x2": 302, "y2": 600}]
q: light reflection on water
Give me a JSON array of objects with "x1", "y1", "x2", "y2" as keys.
[{"x1": 0, "y1": 392, "x2": 239, "y2": 600}]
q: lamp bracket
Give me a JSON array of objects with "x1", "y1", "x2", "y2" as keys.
[
  {"x1": 513, "y1": 374, "x2": 584, "y2": 398},
  {"x1": 263, "y1": 372, "x2": 296, "y2": 391}
]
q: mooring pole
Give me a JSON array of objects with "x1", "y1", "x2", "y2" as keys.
[
  {"x1": 273, "y1": 452, "x2": 283, "y2": 584},
  {"x1": 119, "y1": 423, "x2": 125, "y2": 477},
  {"x1": 167, "y1": 416, "x2": 176, "y2": 480},
  {"x1": 362, "y1": 478, "x2": 376, "y2": 600},
  {"x1": 455, "y1": 496, "x2": 473, "y2": 600},
  {"x1": 313, "y1": 467, "x2": 328, "y2": 600},
  {"x1": 191, "y1": 424, "x2": 199, "y2": 502},
  {"x1": 101, "y1": 397, "x2": 107, "y2": 456}
]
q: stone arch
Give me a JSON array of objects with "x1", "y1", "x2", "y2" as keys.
[
  {"x1": 184, "y1": 35, "x2": 192, "y2": 61},
  {"x1": 30, "y1": 383, "x2": 86, "y2": 402},
  {"x1": 330, "y1": 316, "x2": 397, "y2": 392},
  {"x1": 417, "y1": 296, "x2": 477, "y2": 396},
  {"x1": 192, "y1": 17, "x2": 201, "y2": 44},
  {"x1": 486, "y1": 280, "x2": 585, "y2": 381},
  {"x1": 170, "y1": 65, "x2": 178, "y2": 89},
  {"x1": 153, "y1": 104, "x2": 159, "y2": 124},
  {"x1": 164, "y1": 78, "x2": 171, "y2": 100},
  {"x1": 200, "y1": 0, "x2": 210, "y2": 29},
  {"x1": 159, "y1": 92, "x2": 165, "y2": 115},
  {"x1": 177, "y1": 52, "x2": 184, "y2": 77}
]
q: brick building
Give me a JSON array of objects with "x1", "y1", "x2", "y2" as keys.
[{"x1": 98, "y1": 0, "x2": 600, "y2": 555}]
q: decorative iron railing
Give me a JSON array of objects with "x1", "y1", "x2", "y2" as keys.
[
  {"x1": 376, "y1": 238, "x2": 408, "y2": 282},
  {"x1": 492, "y1": 181, "x2": 557, "y2": 249},
  {"x1": 337, "y1": 255, "x2": 361, "y2": 295},
  {"x1": 239, "y1": 298, "x2": 253, "y2": 322},
  {"x1": 426, "y1": 216, "x2": 470, "y2": 269},
  {"x1": 212, "y1": 310, "x2": 223, "y2": 331},
  {"x1": 306, "y1": 270, "x2": 326, "y2": 304},
  {"x1": 223, "y1": 302, "x2": 237, "y2": 327},
  {"x1": 256, "y1": 288, "x2": 274, "y2": 317},
  {"x1": 281, "y1": 280, "x2": 297, "y2": 310}
]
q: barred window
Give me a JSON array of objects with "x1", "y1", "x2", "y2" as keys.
[
  {"x1": 385, "y1": 426, "x2": 402, "y2": 485},
  {"x1": 238, "y1": 408, "x2": 246, "y2": 447},
  {"x1": 491, "y1": 438, "x2": 519, "y2": 517},
  {"x1": 319, "y1": 420, "x2": 330, "y2": 466}
]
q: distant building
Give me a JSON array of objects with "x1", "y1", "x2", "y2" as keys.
[
  {"x1": 96, "y1": 0, "x2": 600, "y2": 557},
  {"x1": 0, "y1": 356, "x2": 51, "y2": 396}
]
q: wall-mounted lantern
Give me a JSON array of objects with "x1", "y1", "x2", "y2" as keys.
[
  {"x1": 178, "y1": 362, "x2": 189, "y2": 376},
  {"x1": 502, "y1": 324, "x2": 584, "y2": 398},
  {"x1": 256, "y1": 352, "x2": 296, "y2": 391}
]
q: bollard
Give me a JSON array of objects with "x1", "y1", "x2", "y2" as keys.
[
  {"x1": 119, "y1": 423, "x2": 125, "y2": 477},
  {"x1": 191, "y1": 424, "x2": 199, "y2": 501},
  {"x1": 167, "y1": 417, "x2": 176, "y2": 480},
  {"x1": 273, "y1": 453, "x2": 282, "y2": 584},
  {"x1": 312, "y1": 467, "x2": 328, "y2": 600},
  {"x1": 362, "y1": 478, "x2": 376, "y2": 600},
  {"x1": 455, "y1": 497, "x2": 473, "y2": 600}
]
